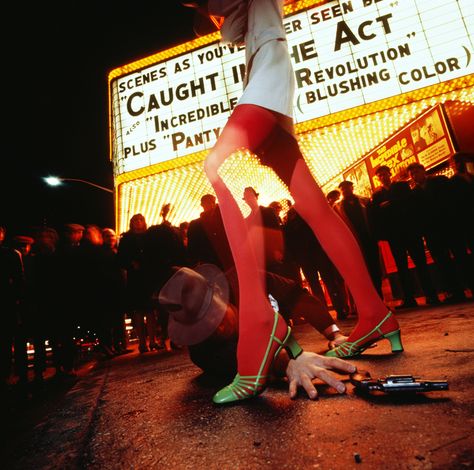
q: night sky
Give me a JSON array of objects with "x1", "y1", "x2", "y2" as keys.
[{"x1": 3, "y1": 1, "x2": 202, "y2": 237}]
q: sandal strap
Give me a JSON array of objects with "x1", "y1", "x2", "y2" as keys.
[{"x1": 333, "y1": 311, "x2": 393, "y2": 357}]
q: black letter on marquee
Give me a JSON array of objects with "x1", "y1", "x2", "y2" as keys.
[
  {"x1": 334, "y1": 21, "x2": 360, "y2": 52},
  {"x1": 127, "y1": 92, "x2": 145, "y2": 117}
]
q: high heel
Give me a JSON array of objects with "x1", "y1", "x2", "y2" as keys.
[
  {"x1": 325, "y1": 311, "x2": 403, "y2": 359},
  {"x1": 212, "y1": 311, "x2": 303, "y2": 405},
  {"x1": 284, "y1": 332, "x2": 303, "y2": 359}
]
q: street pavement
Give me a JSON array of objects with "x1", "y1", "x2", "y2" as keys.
[{"x1": 1, "y1": 300, "x2": 473, "y2": 470}]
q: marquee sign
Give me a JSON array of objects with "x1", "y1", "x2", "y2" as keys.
[{"x1": 109, "y1": 0, "x2": 474, "y2": 176}]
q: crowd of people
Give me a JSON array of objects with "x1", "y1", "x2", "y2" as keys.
[
  {"x1": 1, "y1": 154, "x2": 473, "y2": 395},
  {"x1": 184, "y1": 155, "x2": 474, "y2": 322},
  {"x1": 0, "y1": 223, "x2": 130, "y2": 394}
]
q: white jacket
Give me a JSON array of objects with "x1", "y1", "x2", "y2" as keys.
[{"x1": 237, "y1": 0, "x2": 296, "y2": 118}]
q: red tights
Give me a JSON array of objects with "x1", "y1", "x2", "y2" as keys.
[{"x1": 204, "y1": 104, "x2": 388, "y2": 375}]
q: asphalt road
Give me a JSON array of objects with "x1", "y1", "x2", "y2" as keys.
[{"x1": 2, "y1": 301, "x2": 473, "y2": 470}]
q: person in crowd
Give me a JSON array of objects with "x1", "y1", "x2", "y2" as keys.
[
  {"x1": 201, "y1": 0, "x2": 400, "y2": 405},
  {"x1": 326, "y1": 189, "x2": 341, "y2": 208},
  {"x1": 9, "y1": 235, "x2": 35, "y2": 388},
  {"x1": 450, "y1": 151, "x2": 474, "y2": 254},
  {"x1": 28, "y1": 226, "x2": 60, "y2": 386},
  {"x1": 187, "y1": 193, "x2": 234, "y2": 271},
  {"x1": 268, "y1": 200, "x2": 284, "y2": 225},
  {"x1": 178, "y1": 221, "x2": 189, "y2": 248},
  {"x1": 118, "y1": 214, "x2": 159, "y2": 353},
  {"x1": 407, "y1": 162, "x2": 473, "y2": 302},
  {"x1": 158, "y1": 264, "x2": 356, "y2": 399},
  {"x1": 160, "y1": 203, "x2": 177, "y2": 229},
  {"x1": 271, "y1": 201, "x2": 303, "y2": 283},
  {"x1": 283, "y1": 205, "x2": 354, "y2": 320},
  {"x1": 326, "y1": 187, "x2": 352, "y2": 320},
  {"x1": 80, "y1": 224, "x2": 108, "y2": 344},
  {"x1": 334, "y1": 180, "x2": 383, "y2": 297},
  {"x1": 142, "y1": 222, "x2": 190, "y2": 353},
  {"x1": 81, "y1": 224, "x2": 108, "y2": 355},
  {"x1": 59, "y1": 223, "x2": 84, "y2": 248},
  {"x1": 371, "y1": 165, "x2": 439, "y2": 308},
  {"x1": 0, "y1": 226, "x2": 25, "y2": 392},
  {"x1": 51, "y1": 223, "x2": 85, "y2": 377},
  {"x1": 279, "y1": 199, "x2": 293, "y2": 224},
  {"x1": 79, "y1": 223, "x2": 121, "y2": 359},
  {"x1": 101, "y1": 227, "x2": 129, "y2": 355}
]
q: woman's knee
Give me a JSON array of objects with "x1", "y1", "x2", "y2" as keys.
[{"x1": 203, "y1": 153, "x2": 220, "y2": 180}]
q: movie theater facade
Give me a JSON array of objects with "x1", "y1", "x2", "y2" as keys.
[{"x1": 108, "y1": 0, "x2": 473, "y2": 235}]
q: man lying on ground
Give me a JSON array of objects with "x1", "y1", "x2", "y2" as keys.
[{"x1": 158, "y1": 264, "x2": 356, "y2": 399}]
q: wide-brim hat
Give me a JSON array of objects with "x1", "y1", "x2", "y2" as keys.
[{"x1": 159, "y1": 264, "x2": 229, "y2": 346}]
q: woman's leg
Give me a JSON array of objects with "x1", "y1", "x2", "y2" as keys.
[
  {"x1": 204, "y1": 104, "x2": 289, "y2": 378},
  {"x1": 268, "y1": 130, "x2": 397, "y2": 343}
]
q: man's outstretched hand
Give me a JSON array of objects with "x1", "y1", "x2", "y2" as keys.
[{"x1": 286, "y1": 352, "x2": 356, "y2": 399}]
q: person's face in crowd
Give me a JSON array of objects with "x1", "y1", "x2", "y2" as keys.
[
  {"x1": 84, "y1": 226, "x2": 103, "y2": 246},
  {"x1": 130, "y1": 214, "x2": 147, "y2": 233},
  {"x1": 102, "y1": 229, "x2": 117, "y2": 249},
  {"x1": 340, "y1": 184, "x2": 354, "y2": 199},
  {"x1": 327, "y1": 191, "x2": 340, "y2": 206},
  {"x1": 408, "y1": 166, "x2": 427, "y2": 186},
  {"x1": 35, "y1": 229, "x2": 58, "y2": 253},
  {"x1": 269, "y1": 202, "x2": 282, "y2": 218},
  {"x1": 201, "y1": 196, "x2": 216, "y2": 213},
  {"x1": 66, "y1": 229, "x2": 84, "y2": 245},
  {"x1": 376, "y1": 168, "x2": 392, "y2": 187}
]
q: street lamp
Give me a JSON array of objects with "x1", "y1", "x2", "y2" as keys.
[{"x1": 44, "y1": 176, "x2": 114, "y2": 194}]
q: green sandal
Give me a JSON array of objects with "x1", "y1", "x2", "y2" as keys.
[
  {"x1": 213, "y1": 311, "x2": 302, "y2": 404},
  {"x1": 325, "y1": 311, "x2": 403, "y2": 359}
]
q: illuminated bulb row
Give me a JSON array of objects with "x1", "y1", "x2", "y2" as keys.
[
  {"x1": 297, "y1": 86, "x2": 473, "y2": 186},
  {"x1": 117, "y1": 161, "x2": 215, "y2": 234},
  {"x1": 117, "y1": 150, "x2": 295, "y2": 234},
  {"x1": 116, "y1": 87, "x2": 474, "y2": 233}
]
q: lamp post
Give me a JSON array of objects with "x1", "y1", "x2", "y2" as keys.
[{"x1": 44, "y1": 176, "x2": 114, "y2": 194}]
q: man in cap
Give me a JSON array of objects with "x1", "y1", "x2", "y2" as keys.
[
  {"x1": 159, "y1": 264, "x2": 356, "y2": 400},
  {"x1": 187, "y1": 193, "x2": 234, "y2": 271},
  {"x1": 62, "y1": 223, "x2": 85, "y2": 247}
]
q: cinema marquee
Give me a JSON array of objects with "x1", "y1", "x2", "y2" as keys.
[{"x1": 108, "y1": 0, "x2": 474, "y2": 234}]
